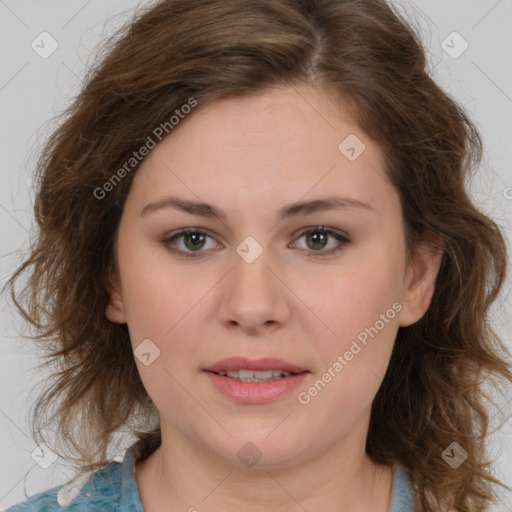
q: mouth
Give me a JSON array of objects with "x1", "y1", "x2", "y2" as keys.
[
  {"x1": 205, "y1": 368, "x2": 306, "y2": 382},
  {"x1": 203, "y1": 356, "x2": 309, "y2": 380},
  {"x1": 202, "y1": 357, "x2": 310, "y2": 403}
]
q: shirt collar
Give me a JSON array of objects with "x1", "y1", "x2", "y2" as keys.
[{"x1": 119, "y1": 443, "x2": 145, "y2": 512}]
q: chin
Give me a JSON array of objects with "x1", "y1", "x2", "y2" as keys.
[{"x1": 207, "y1": 429, "x2": 308, "y2": 469}]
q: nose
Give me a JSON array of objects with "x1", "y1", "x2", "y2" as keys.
[{"x1": 216, "y1": 240, "x2": 291, "y2": 335}]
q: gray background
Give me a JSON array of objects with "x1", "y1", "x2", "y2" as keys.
[{"x1": 0, "y1": 0, "x2": 511, "y2": 510}]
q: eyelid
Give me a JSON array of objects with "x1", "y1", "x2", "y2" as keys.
[{"x1": 293, "y1": 225, "x2": 350, "y2": 242}]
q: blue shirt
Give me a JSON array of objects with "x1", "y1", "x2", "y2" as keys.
[{"x1": 6, "y1": 444, "x2": 415, "y2": 511}]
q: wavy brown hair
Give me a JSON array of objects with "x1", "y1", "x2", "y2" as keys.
[{"x1": 4, "y1": 0, "x2": 512, "y2": 510}]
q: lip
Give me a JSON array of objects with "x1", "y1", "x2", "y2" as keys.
[
  {"x1": 203, "y1": 357, "x2": 308, "y2": 373},
  {"x1": 204, "y1": 371, "x2": 309, "y2": 404},
  {"x1": 203, "y1": 357, "x2": 309, "y2": 404}
]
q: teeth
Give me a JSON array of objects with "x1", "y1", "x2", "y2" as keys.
[{"x1": 219, "y1": 369, "x2": 294, "y2": 382}]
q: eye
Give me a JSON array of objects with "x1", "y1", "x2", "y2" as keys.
[
  {"x1": 162, "y1": 228, "x2": 221, "y2": 258},
  {"x1": 161, "y1": 226, "x2": 350, "y2": 259},
  {"x1": 291, "y1": 226, "x2": 351, "y2": 257}
]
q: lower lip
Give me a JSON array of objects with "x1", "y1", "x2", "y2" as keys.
[{"x1": 203, "y1": 371, "x2": 309, "y2": 404}]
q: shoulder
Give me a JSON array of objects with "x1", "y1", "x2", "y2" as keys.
[
  {"x1": 5, "y1": 461, "x2": 124, "y2": 512},
  {"x1": 389, "y1": 464, "x2": 415, "y2": 512}
]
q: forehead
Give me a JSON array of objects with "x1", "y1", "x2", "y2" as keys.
[{"x1": 127, "y1": 85, "x2": 396, "y2": 221}]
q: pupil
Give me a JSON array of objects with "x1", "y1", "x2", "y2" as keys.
[
  {"x1": 186, "y1": 233, "x2": 205, "y2": 250},
  {"x1": 309, "y1": 232, "x2": 326, "y2": 250}
]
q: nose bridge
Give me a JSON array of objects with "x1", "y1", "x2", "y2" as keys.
[
  {"x1": 217, "y1": 234, "x2": 290, "y2": 331},
  {"x1": 232, "y1": 234, "x2": 274, "y2": 298}
]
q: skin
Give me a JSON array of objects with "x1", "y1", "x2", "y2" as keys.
[{"x1": 105, "y1": 85, "x2": 442, "y2": 512}]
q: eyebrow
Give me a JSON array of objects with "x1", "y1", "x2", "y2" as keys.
[{"x1": 140, "y1": 195, "x2": 375, "y2": 221}]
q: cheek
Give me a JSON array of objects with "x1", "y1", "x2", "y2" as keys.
[
  {"x1": 295, "y1": 270, "x2": 402, "y2": 428},
  {"x1": 116, "y1": 233, "x2": 201, "y2": 350},
  {"x1": 309, "y1": 248, "x2": 404, "y2": 344},
  {"x1": 116, "y1": 242, "x2": 207, "y2": 408},
  {"x1": 297, "y1": 243, "x2": 404, "y2": 404}
]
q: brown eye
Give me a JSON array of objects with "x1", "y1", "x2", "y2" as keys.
[
  {"x1": 162, "y1": 226, "x2": 350, "y2": 259},
  {"x1": 305, "y1": 230, "x2": 329, "y2": 250},
  {"x1": 162, "y1": 228, "x2": 220, "y2": 258},
  {"x1": 182, "y1": 232, "x2": 207, "y2": 251},
  {"x1": 293, "y1": 226, "x2": 350, "y2": 257}
]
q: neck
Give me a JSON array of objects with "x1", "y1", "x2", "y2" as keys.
[{"x1": 135, "y1": 418, "x2": 393, "y2": 512}]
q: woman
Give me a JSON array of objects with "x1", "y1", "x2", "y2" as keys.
[{"x1": 4, "y1": 0, "x2": 512, "y2": 510}]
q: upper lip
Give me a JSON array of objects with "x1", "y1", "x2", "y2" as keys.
[{"x1": 203, "y1": 357, "x2": 308, "y2": 373}]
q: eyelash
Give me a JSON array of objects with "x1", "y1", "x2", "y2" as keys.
[{"x1": 161, "y1": 226, "x2": 351, "y2": 259}]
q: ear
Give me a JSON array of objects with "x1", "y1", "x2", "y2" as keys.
[
  {"x1": 398, "y1": 235, "x2": 443, "y2": 327},
  {"x1": 104, "y1": 270, "x2": 127, "y2": 324}
]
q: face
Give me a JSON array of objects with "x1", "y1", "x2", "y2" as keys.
[{"x1": 106, "y1": 85, "x2": 440, "y2": 468}]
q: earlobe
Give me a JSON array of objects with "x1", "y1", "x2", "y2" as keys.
[
  {"x1": 398, "y1": 236, "x2": 443, "y2": 328},
  {"x1": 104, "y1": 271, "x2": 127, "y2": 324}
]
